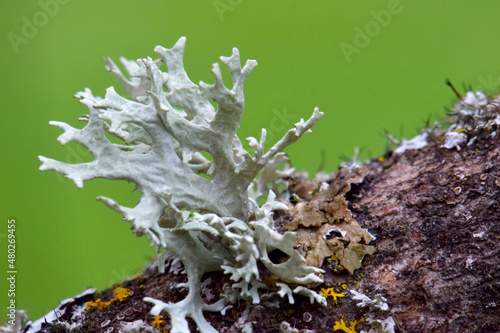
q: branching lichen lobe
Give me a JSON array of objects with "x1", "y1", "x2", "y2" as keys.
[
  {"x1": 24, "y1": 37, "x2": 500, "y2": 333},
  {"x1": 35, "y1": 37, "x2": 325, "y2": 333}
]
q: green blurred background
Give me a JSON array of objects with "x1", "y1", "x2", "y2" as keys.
[{"x1": 1, "y1": 0, "x2": 500, "y2": 323}]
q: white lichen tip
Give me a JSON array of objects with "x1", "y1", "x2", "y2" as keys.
[{"x1": 39, "y1": 37, "x2": 324, "y2": 333}]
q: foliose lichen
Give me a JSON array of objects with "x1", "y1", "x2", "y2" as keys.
[
  {"x1": 388, "y1": 89, "x2": 500, "y2": 155},
  {"x1": 38, "y1": 37, "x2": 324, "y2": 332}
]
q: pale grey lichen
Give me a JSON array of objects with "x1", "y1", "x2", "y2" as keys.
[
  {"x1": 119, "y1": 320, "x2": 157, "y2": 333},
  {"x1": 360, "y1": 317, "x2": 396, "y2": 333},
  {"x1": 0, "y1": 311, "x2": 27, "y2": 333},
  {"x1": 441, "y1": 131, "x2": 467, "y2": 150},
  {"x1": 22, "y1": 288, "x2": 96, "y2": 333},
  {"x1": 248, "y1": 152, "x2": 295, "y2": 201},
  {"x1": 350, "y1": 290, "x2": 389, "y2": 311},
  {"x1": 388, "y1": 90, "x2": 500, "y2": 155},
  {"x1": 350, "y1": 290, "x2": 395, "y2": 333},
  {"x1": 279, "y1": 321, "x2": 315, "y2": 333},
  {"x1": 392, "y1": 132, "x2": 429, "y2": 155},
  {"x1": 39, "y1": 37, "x2": 324, "y2": 333},
  {"x1": 442, "y1": 90, "x2": 500, "y2": 150}
]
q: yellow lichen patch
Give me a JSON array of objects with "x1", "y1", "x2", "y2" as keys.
[
  {"x1": 113, "y1": 286, "x2": 131, "y2": 301},
  {"x1": 86, "y1": 298, "x2": 111, "y2": 311},
  {"x1": 86, "y1": 286, "x2": 132, "y2": 311},
  {"x1": 152, "y1": 315, "x2": 168, "y2": 333},
  {"x1": 319, "y1": 287, "x2": 345, "y2": 301},
  {"x1": 333, "y1": 317, "x2": 363, "y2": 333}
]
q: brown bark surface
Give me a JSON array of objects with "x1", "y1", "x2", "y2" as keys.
[
  {"x1": 346, "y1": 131, "x2": 500, "y2": 332},
  {"x1": 28, "y1": 102, "x2": 500, "y2": 333}
]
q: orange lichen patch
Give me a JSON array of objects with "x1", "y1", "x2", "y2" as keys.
[
  {"x1": 152, "y1": 315, "x2": 168, "y2": 333},
  {"x1": 319, "y1": 287, "x2": 345, "y2": 301},
  {"x1": 113, "y1": 286, "x2": 132, "y2": 301},
  {"x1": 86, "y1": 286, "x2": 132, "y2": 311},
  {"x1": 333, "y1": 317, "x2": 363, "y2": 333},
  {"x1": 86, "y1": 298, "x2": 111, "y2": 311}
]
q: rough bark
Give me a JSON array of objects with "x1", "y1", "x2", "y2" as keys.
[
  {"x1": 25, "y1": 100, "x2": 500, "y2": 333},
  {"x1": 346, "y1": 130, "x2": 500, "y2": 332}
]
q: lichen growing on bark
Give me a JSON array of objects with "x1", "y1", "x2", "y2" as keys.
[
  {"x1": 36, "y1": 37, "x2": 325, "y2": 333},
  {"x1": 283, "y1": 165, "x2": 376, "y2": 273},
  {"x1": 10, "y1": 35, "x2": 498, "y2": 333}
]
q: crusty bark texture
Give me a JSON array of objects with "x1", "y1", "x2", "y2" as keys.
[
  {"x1": 33, "y1": 129, "x2": 500, "y2": 333},
  {"x1": 346, "y1": 132, "x2": 500, "y2": 332},
  {"x1": 30, "y1": 100, "x2": 500, "y2": 333}
]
